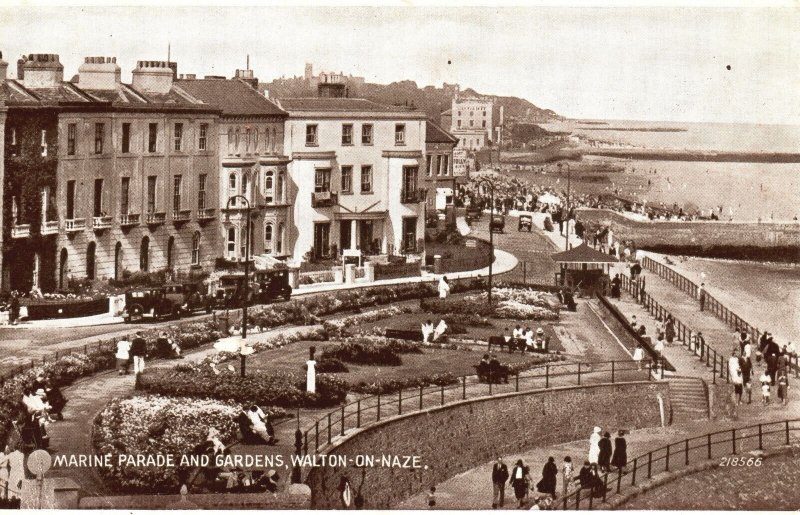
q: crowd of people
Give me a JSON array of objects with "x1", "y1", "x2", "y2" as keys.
[{"x1": 728, "y1": 329, "x2": 794, "y2": 407}]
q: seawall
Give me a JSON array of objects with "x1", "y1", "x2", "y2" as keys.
[{"x1": 576, "y1": 209, "x2": 800, "y2": 260}]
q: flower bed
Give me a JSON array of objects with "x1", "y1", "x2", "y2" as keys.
[
  {"x1": 321, "y1": 336, "x2": 423, "y2": 366},
  {"x1": 421, "y1": 287, "x2": 560, "y2": 321},
  {"x1": 93, "y1": 394, "x2": 240, "y2": 493},
  {"x1": 350, "y1": 372, "x2": 459, "y2": 395},
  {"x1": 136, "y1": 366, "x2": 348, "y2": 409}
]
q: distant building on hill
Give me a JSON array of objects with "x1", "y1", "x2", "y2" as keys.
[{"x1": 446, "y1": 94, "x2": 495, "y2": 151}]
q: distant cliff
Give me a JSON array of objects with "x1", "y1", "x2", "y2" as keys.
[{"x1": 259, "y1": 79, "x2": 560, "y2": 125}]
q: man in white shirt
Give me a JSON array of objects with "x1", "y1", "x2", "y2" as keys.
[
  {"x1": 116, "y1": 337, "x2": 131, "y2": 375},
  {"x1": 246, "y1": 405, "x2": 270, "y2": 442}
]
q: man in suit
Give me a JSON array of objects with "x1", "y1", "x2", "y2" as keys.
[
  {"x1": 130, "y1": 331, "x2": 148, "y2": 375},
  {"x1": 492, "y1": 457, "x2": 509, "y2": 508}
]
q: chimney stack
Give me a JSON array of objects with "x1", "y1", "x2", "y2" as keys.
[
  {"x1": 78, "y1": 57, "x2": 121, "y2": 90},
  {"x1": 0, "y1": 51, "x2": 7, "y2": 81},
  {"x1": 20, "y1": 54, "x2": 64, "y2": 88},
  {"x1": 234, "y1": 68, "x2": 258, "y2": 89},
  {"x1": 131, "y1": 60, "x2": 175, "y2": 94}
]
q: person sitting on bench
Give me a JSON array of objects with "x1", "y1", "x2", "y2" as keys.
[
  {"x1": 43, "y1": 377, "x2": 66, "y2": 420},
  {"x1": 512, "y1": 325, "x2": 524, "y2": 353},
  {"x1": 432, "y1": 319, "x2": 448, "y2": 342},
  {"x1": 524, "y1": 327, "x2": 535, "y2": 352},
  {"x1": 534, "y1": 328, "x2": 547, "y2": 351},
  {"x1": 246, "y1": 405, "x2": 276, "y2": 445}
]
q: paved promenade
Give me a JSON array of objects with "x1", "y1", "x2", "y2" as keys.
[{"x1": 399, "y1": 266, "x2": 799, "y2": 510}]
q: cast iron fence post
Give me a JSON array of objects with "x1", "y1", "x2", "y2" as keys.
[
  {"x1": 356, "y1": 400, "x2": 361, "y2": 428},
  {"x1": 665, "y1": 444, "x2": 670, "y2": 472},
  {"x1": 631, "y1": 458, "x2": 637, "y2": 486},
  {"x1": 758, "y1": 424, "x2": 763, "y2": 450},
  {"x1": 685, "y1": 439, "x2": 689, "y2": 466},
  {"x1": 341, "y1": 406, "x2": 345, "y2": 436},
  {"x1": 707, "y1": 434, "x2": 712, "y2": 459},
  {"x1": 578, "y1": 362, "x2": 582, "y2": 385},
  {"x1": 731, "y1": 429, "x2": 736, "y2": 454},
  {"x1": 398, "y1": 390, "x2": 403, "y2": 415},
  {"x1": 647, "y1": 452, "x2": 652, "y2": 479},
  {"x1": 377, "y1": 394, "x2": 381, "y2": 421},
  {"x1": 611, "y1": 360, "x2": 615, "y2": 383}
]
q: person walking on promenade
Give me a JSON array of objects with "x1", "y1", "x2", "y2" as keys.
[
  {"x1": 698, "y1": 282, "x2": 706, "y2": 311},
  {"x1": 536, "y1": 457, "x2": 558, "y2": 498},
  {"x1": 561, "y1": 457, "x2": 574, "y2": 498},
  {"x1": 438, "y1": 276, "x2": 450, "y2": 299},
  {"x1": 739, "y1": 350, "x2": 753, "y2": 404},
  {"x1": 9, "y1": 293, "x2": 20, "y2": 325},
  {"x1": 665, "y1": 316, "x2": 675, "y2": 345},
  {"x1": 764, "y1": 336, "x2": 781, "y2": 385},
  {"x1": 597, "y1": 432, "x2": 612, "y2": 473},
  {"x1": 633, "y1": 344, "x2": 645, "y2": 371},
  {"x1": 611, "y1": 431, "x2": 628, "y2": 472},
  {"x1": 509, "y1": 459, "x2": 531, "y2": 508},
  {"x1": 491, "y1": 457, "x2": 509, "y2": 508},
  {"x1": 729, "y1": 350, "x2": 743, "y2": 405},
  {"x1": 130, "y1": 331, "x2": 148, "y2": 375},
  {"x1": 760, "y1": 371, "x2": 771, "y2": 404},
  {"x1": 588, "y1": 426, "x2": 601, "y2": 465},
  {"x1": 116, "y1": 337, "x2": 131, "y2": 375}
]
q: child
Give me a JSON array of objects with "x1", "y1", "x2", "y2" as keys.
[
  {"x1": 760, "y1": 372, "x2": 771, "y2": 404},
  {"x1": 562, "y1": 456, "x2": 573, "y2": 498},
  {"x1": 633, "y1": 344, "x2": 645, "y2": 371},
  {"x1": 427, "y1": 486, "x2": 436, "y2": 509},
  {"x1": 777, "y1": 371, "x2": 789, "y2": 406}
]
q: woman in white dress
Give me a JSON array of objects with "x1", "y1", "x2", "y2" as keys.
[{"x1": 588, "y1": 427, "x2": 602, "y2": 464}]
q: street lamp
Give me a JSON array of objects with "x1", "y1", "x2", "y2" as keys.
[
  {"x1": 226, "y1": 194, "x2": 251, "y2": 378},
  {"x1": 558, "y1": 162, "x2": 571, "y2": 250},
  {"x1": 476, "y1": 178, "x2": 495, "y2": 305}
]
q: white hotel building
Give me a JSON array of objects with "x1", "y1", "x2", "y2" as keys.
[{"x1": 277, "y1": 98, "x2": 427, "y2": 262}]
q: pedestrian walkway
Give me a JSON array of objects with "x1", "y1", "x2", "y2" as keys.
[{"x1": 397, "y1": 274, "x2": 800, "y2": 510}]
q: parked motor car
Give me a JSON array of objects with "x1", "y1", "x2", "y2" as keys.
[
  {"x1": 213, "y1": 275, "x2": 260, "y2": 309},
  {"x1": 490, "y1": 214, "x2": 506, "y2": 233},
  {"x1": 252, "y1": 269, "x2": 293, "y2": 303},
  {"x1": 123, "y1": 287, "x2": 181, "y2": 322},
  {"x1": 163, "y1": 282, "x2": 214, "y2": 317},
  {"x1": 465, "y1": 206, "x2": 483, "y2": 223},
  {"x1": 518, "y1": 214, "x2": 533, "y2": 232}
]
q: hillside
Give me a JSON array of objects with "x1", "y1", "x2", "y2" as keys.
[{"x1": 260, "y1": 79, "x2": 560, "y2": 125}]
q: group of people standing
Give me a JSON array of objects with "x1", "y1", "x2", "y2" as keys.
[{"x1": 487, "y1": 427, "x2": 628, "y2": 510}]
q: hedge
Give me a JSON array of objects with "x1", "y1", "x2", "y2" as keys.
[{"x1": 321, "y1": 337, "x2": 423, "y2": 366}]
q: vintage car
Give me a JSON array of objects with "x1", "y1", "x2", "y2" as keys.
[
  {"x1": 490, "y1": 214, "x2": 506, "y2": 233},
  {"x1": 518, "y1": 214, "x2": 533, "y2": 232},
  {"x1": 252, "y1": 269, "x2": 293, "y2": 303},
  {"x1": 213, "y1": 275, "x2": 260, "y2": 309},
  {"x1": 123, "y1": 286, "x2": 181, "y2": 322},
  {"x1": 465, "y1": 206, "x2": 483, "y2": 223},
  {"x1": 163, "y1": 282, "x2": 214, "y2": 317}
]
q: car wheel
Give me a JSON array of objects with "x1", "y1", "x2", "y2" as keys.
[{"x1": 129, "y1": 304, "x2": 144, "y2": 323}]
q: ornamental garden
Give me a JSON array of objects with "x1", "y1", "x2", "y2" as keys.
[{"x1": 4, "y1": 280, "x2": 564, "y2": 495}]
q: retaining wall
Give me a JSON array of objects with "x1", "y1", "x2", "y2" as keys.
[
  {"x1": 576, "y1": 209, "x2": 800, "y2": 256},
  {"x1": 306, "y1": 381, "x2": 670, "y2": 509}
]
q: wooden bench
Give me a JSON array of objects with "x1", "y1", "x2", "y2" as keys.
[{"x1": 385, "y1": 329, "x2": 424, "y2": 341}]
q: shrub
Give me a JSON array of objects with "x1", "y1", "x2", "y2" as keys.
[
  {"x1": 321, "y1": 337, "x2": 423, "y2": 366},
  {"x1": 135, "y1": 368, "x2": 348, "y2": 409},
  {"x1": 93, "y1": 394, "x2": 240, "y2": 493},
  {"x1": 421, "y1": 297, "x2": 495, "y2": 317},
  {"x1": 350, "y1": 372, "x2": 459, "y2": 395},
  {"x1": 313, "y1": 357, "x2": 350, "y2": 374}
]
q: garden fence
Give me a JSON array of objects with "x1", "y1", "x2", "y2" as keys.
[
  {"x1": 301, "y1": 359, "x2": 655, "y2": 456},
  {"x1": 561, "y1": 418, "x2": 800, "y2": 509}
]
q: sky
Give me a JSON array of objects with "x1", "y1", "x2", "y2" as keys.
[{"x1": 1, "y1": 4, "x2": 799, "y2": 124}]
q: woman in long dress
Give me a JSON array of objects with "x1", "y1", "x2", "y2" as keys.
[
  {"x1": 611, "y1": 431, "x2": 628, "y2": 471},
  {"x1": 588, "y1": 427, "x2": 601, "y2": 464},
  {"x1": 6, "y1": 447, "x2": 24, "y2": 500},
  {"x1": 597, "y1": 432, "x2": 612, "y2": 472},
  {"x1": 536, "y1": 457, "x2": 558, "y2": 497}
]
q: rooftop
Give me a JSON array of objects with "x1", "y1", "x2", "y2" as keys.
[
  {"x1": 277, "y1": 97, "x2": 424, "y2": 117},
  {"x1": 426, "y1": 119, "x2": 458, "y2": 144},
  {"x1": 175, "y1": 78, "x2": 287, "y2": 117}
]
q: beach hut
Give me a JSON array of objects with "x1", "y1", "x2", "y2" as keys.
[{"x1": 551, "y1": 243, "x2": 619, "y2": 295}]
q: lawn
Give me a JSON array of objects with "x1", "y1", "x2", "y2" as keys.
[
  {"x1": 358, "y1": 312, "x2": 565, "y2": 352},
  {"x1": 240, "y1": 339, "x2": 549, "y2": 385}
]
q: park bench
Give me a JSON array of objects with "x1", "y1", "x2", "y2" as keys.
[
  {"x1": 473, "y1": 362, "x2": 511, "y2": 384},
  {"x1": 385, "y1": 328, "x2": 424, "y2": 341}
]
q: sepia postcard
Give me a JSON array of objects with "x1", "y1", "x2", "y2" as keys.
[{"x1": 0, "y1": 1, "x2": 797, "y2": 511}]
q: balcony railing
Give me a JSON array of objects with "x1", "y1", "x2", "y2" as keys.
[
  {"x1": 65, "y1": 218, "x2": 86, "y2": 232},
  {"x1": 40, "y1": 220, "x2": 59, "y2": 235},
  {"x1": 312, "y1": 191, "x2": 338, "y2": 208},
  {"x1": 119, "y1": 213, "x2": 140, "y2": 227},
  {"x1": 11, "y1": 224, "x2": 31, "y2": 239},
  {"x1": 197, "y1": 208, "x2": 216, "y2": 222},
  {"x1": 401, "y1": 188, "x2": 427, "y2": 204},
  {"x1": 145, "y1": 212, "x2": 166, "y2": 225},
  {"x1": 92, "y1": 216, "x2": 113, "y2": 230},
  {"x1": 172, "y1": 209, "x2": 192, "y2": 223}
]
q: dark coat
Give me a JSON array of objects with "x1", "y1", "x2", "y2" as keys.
[
  {"x1": 611, "y1": 437, "x2": 627, "y2": 469},
  {"x1": 598, "y1": 436, "x2": 612, "y2": 468},
  {"x1": 492, "y1": 463, "x2": 509, "y2": 484},
  {"x1": 130, "y1": 337, "x2": 147, "y2": 357},
  {"x1": 536, "y1": 461, "x2": 558, "y2": 495}
]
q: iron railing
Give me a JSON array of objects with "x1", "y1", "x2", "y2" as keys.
[
  {"x1": 561, "y1": 418, "x2": 800, "y2": 509},
  {"x1": 302, "y1": 359, "x2": 655, "y2": 456}
]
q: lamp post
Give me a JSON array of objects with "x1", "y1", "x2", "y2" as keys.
[
  {"x1": 476, "y1": 178, "x2": 495, "y2": 305},
  {"x1": 558, "y1": 162, "x2": 571, "y2": 250},
  {"x1": 226, "y1": 194, "x2": 251, "y2": 378}
]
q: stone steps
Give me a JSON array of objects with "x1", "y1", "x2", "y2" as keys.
[{"x1": 668, "y1": 378, "x2": 709, "y2": 423}]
